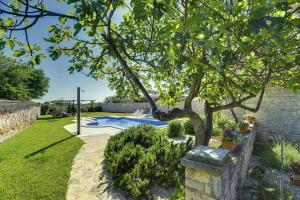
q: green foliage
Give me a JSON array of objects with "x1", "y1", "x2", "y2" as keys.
[
  {"x1": 171, "y1": 185, "x2": 185, "y2": 200},
  {"x1": 256, "y1": 181, "x2": 294, "y2": 200},
  {"x1": 41, "y1": 103, "x2": 50, "y2": 115},
  {"x1": 214, "y1": 113, "x2": 237, "y2": 131},
  {"x1": 104, "y1": 95, "x2": 135, "y2": 103},
  {"x1": 168, "y1": 120, "x2": 183, "y2": 138},
  {"x1": 94, "y1": 104, "x2": 102, "y2": 112},
  {"x1": 183, "y1": 119, "x2": 195, "y2": 135},
  {"x1": 87, "y1": 101, "x2": 95, "y2": 112},
  {"x1": 48, "y1": 104, "x2": 67, "y2": 118},
  {"x1": 1, "y1": 0, "x2": 299, "y2": 116},
  {"x1": 0, "y1": 54, "x2": 49, "y2": 101},
  {"x1": 104, "y1": 124, "x2": 192, "y2": 199},
  {"x1": 254, "y1": 141, "x2": 300, "y2": 171},
  {"x1": 211, "y1": 113, "x2": 238, "y2": 136},
  {"x1": 212, "y1": 125, "x2": 223, "y2": 136}
]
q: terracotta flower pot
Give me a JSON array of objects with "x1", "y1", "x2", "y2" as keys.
[
  {"x1": 222, "y1": 141, "x2": 237, "y2": 151},
  {"x1": 290, "y1": 174, "x2": 300, "y2": 186},
  {"x1": 243, "y1": 115, "x2": 256, "y2": 123},
  {"x1": 239, "y1": 123, "x2": 250, "y2": 133}
]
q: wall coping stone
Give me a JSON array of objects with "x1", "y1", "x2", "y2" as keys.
[
  {"x1": 181, "y1": 157, "x2": 225, "y2": 174},
  {"x1": 184, "y1": 145, "x2": 230, "y2": 166}
]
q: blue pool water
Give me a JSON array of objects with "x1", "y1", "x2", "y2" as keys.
[{"x1": 86, "y1": 116, "x2": 167, "y2": 129}]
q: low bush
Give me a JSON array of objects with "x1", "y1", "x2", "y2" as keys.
[
  {"x1": 104, "y1": 124, "x2": 193, "y2": 199},
  {"x1": 183, "y1": 119, "x2": 195, "y2": 135},
  {"x1": 167, "y1": 120, "x2": 183, "y2": 137}
]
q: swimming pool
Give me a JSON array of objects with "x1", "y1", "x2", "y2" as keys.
[{"x1": 86, "y1": 116, "x2": 167, "y2": 129}]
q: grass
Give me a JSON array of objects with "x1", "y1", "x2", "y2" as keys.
[
  {"x1": 0, "y1": 112, "x2": 131, "y2": 200},
  {"x1": 253, "y1": 141, "x2": 300, "y2": 171}
]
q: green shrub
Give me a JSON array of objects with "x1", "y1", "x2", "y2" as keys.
[
  {"x1": 41, "y1": 103, "x2": 50, "y2": 115},
  {"x1": 214, "y1": 113, "x2": 237, "y2": 131},
  {"x1": 183, "y1": 119, "x2": 195, "y2": 135},
  {"x1": 104, "y1": 124, "x2": 192, "y2": 199},
  {"x1": 168, "y1": 120, "x2": 183, "y2": 137},
  {"x1": 212, "y1": 125, "x2": 223, "y2": 136}
]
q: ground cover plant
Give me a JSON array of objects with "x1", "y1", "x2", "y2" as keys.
[
  {"x1": 253, "y1": 141, "x2": 300, "y2": 171},
  {"x1": 104, "y1": 124, "x2": 193, "y2": 199}
]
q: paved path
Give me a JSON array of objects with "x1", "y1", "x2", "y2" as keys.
[{"x1": 66, "y1": 133, "x2": 126, "y2": 200}]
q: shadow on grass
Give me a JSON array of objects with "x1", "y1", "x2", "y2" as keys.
[{"x1": 24, "y1": 135, "x2": 75, "y2": 159}]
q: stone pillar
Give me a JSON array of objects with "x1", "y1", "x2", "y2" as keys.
[
  {"x1": 181, "y1": 146, "x2": 231, "y2": 200},
  {"x1": 181, "y1": 130, "x2": 256, "y2": 200}
]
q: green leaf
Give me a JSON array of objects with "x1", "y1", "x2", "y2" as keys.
[
  {"x1": 12, "y1": 48, "x2": 26, "y2": 57},
  {"x1": 195, "y1": 34, "x2": 205, "y2": 40},
  {"x1": 73, "y1": 23, "x2": 82, "y2": 36},
  {"x1": 58, "y1": 17, "x2": 67, "y2": 25},
  {"x1": 168, "y1": 47, "x2": 175, "y2": 64},
  {"x1": 6, "y1": 40, "x2": 15, "y2": 50}
]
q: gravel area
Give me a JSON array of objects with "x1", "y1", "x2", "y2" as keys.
[{"x1": 240, "y1": 155, "x2": 300, "y2": 200}]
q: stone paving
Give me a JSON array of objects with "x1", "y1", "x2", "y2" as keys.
[{"x1": 65, "y1": 134, "x2": 127, "y2": 200}]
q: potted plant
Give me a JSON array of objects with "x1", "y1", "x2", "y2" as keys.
[
  {"x1": 290, "y1": 162, "x2": 300, "y2": 186},
  {"x1": 239, "y1": 122, "x2": 250, "y2": 133},
  {"x1": 222, "y1": 130, "x2": 239, "y2": 151},
  {"x1": 243, "y1": 115, "x2": 256, "y2": 124}
]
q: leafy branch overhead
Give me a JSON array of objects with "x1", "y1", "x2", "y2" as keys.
[{"x1": 0, "y1": 0, "x2": 299, "y2": 145}]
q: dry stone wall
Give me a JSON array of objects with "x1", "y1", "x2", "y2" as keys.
[
  {"x1": 0, "y1": 101, "x2": 40, "y2": 142},
  {"x1": 245, "y1": 87, "x2": 300, "y2": 142}
]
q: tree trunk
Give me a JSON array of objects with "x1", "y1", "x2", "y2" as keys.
[
  {"x1": 204, "y1": 101, "x2": 213, "y2": 146},
  {"x1": 190, "y1": 114, "x2": 206, "y2": 146}
]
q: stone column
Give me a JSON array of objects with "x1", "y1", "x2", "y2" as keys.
[
  {"x1": 181, "y1": 146, "x2": 231, "y2": 200},
  {"x1": 181, "y1": 129, "x2": 256, "y2": 200}
]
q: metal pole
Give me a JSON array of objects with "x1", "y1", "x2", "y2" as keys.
[
  {"x1": 280, "y1": 137, "x2": 284, "y2": 200},
  {"x1": 77, "y1": 87, "x2": 81, "y2": 135}
]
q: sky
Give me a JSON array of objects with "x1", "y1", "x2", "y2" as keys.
[{"x1": 3, "y1": 1, "x2": 125, "y2": 102}]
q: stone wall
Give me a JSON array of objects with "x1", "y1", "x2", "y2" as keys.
[
  {"x1": 101, "y1": 100, "x2": 229, "y2": 116},
  {"x1": 245, "y1": 87, "x2": 300, "y2": 142},
  {"x1": 0, "y1": 101, "x2": 40, "y2": 142},
  {"x1": 181, "y1": 127, "x2": 256, "y2": 200}
]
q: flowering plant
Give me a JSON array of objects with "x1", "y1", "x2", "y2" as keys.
[{"x1": 223, "y1": 130, "x2": 240, "y2": 142}]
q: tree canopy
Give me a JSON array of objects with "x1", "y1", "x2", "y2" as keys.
[
  {"x1": 0, "y1": 54, "x2": 49, "y2": 101},
  {"x1": 0, "y1": 0, "x2": 299, "y2": 145}
]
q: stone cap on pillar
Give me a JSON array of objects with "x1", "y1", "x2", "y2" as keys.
[{"x1": 181, "y1": 145, "x2": 230, "y2": 172}]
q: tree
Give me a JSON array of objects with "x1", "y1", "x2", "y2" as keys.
[
  {"x1": 0, "y1": 1, "x2": 299, "y2": 145},
  {"x1": 0, "y1": 54, "x2": 49, "y2": 101}
]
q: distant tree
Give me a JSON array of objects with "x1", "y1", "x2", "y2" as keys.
[
  {"x1": 67, "y1": 101, "x2": 72, "y2": 113},
  {"x1": 0, "y1": 55, "x2": 49, "y2": 101},
  {"x1": 71, "y1": 101, "x2": 76, "y2": 115},
  {"x1": 88, "y1": 100, "x2": 95, "y2": 112},
  {"x1": 104, "y1": 95, "x2": 134, "y2": 103}
]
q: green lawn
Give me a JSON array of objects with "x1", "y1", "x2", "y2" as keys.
[{"x1": 0, "y1": 112, "x2": 131, "y2": 200}]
